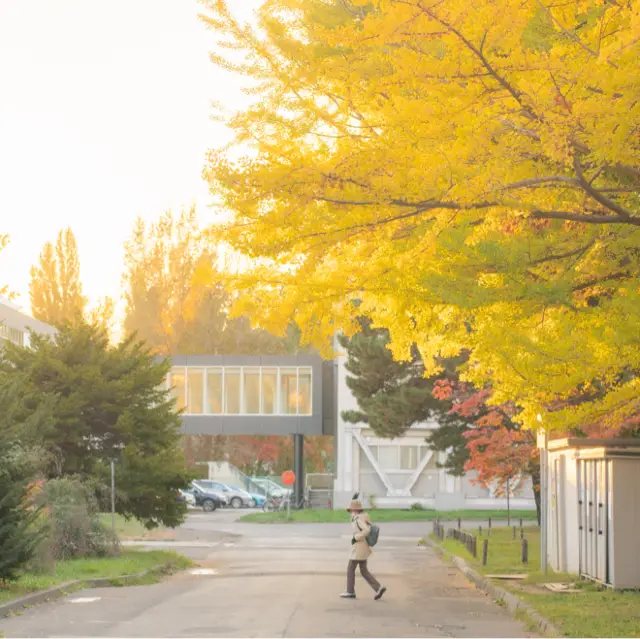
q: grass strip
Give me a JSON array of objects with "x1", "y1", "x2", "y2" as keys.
[
  {"x1": 0, "y1": 550, "x2": 190, "y2": 606},
  {"x1": 431, "y1": 526, "x2": 640, "y2": 638}
]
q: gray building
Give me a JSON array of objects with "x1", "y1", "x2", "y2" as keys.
[{"x1": 0, "y1": 296, "x2": 56, "y2": 348}]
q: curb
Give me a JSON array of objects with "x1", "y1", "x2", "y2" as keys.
[
  {"x1": 0, "y1": 561, "x2": 179, "y2": 619},
  {"x1": 425, "y1": 537, "x2": 562, "y2": 638}
]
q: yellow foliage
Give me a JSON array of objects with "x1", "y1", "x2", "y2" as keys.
[{"x1": 201, "y1": 0, "x2": 640, "y2": 432}]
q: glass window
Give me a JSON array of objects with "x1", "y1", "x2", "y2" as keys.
[
  {"x1": 298, "y1": 368, "x2": 312, "y2": 415},
  {"x1": 377, "y1": 446, "x2": 398, "y2": 470},
  {"x1": 206, "y1": 368, "x2": 223, "y2": 414},
  {"x1": 261, "y1": 368, "x2": 277, "y2": 414},
  {"x1": 400, "y1": 446, "x2": 419, "y2": 470},
  {"x1": 224, "y1": 368, "x2": 240, "y2": 414},
  {"x1": 170, "y1": 367, "x2": 186, "y2": 411},
  {"x1": 280, "y1": 368, "x2": 297, "y2": 415},
  {"x1": 243, "y1": 368, "x2": 261, "y2": 414},
  {"x1": 187, "y1": 368, "x2": 204, "y2": 414}
]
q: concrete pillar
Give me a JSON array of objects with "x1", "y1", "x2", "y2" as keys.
[{"x1": 293, "y1": 433, "x2": 304, "y2": 507}]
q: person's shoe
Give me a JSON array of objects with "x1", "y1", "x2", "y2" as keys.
[
  {"x1": 374, "y1": 586, "x2": 387, "y2": 601},
  {"x1": 340, "y1": 592, "x2": 356, "y2": 599}
]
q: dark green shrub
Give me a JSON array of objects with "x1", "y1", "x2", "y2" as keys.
[
  {"x1": 35, "y1": 477, "x2": 119, "y2": 562},
  {"x1": 0, "y1": 449, "x2": 46, "y2": 581}
]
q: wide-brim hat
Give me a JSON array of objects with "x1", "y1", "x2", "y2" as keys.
[{"x1": 346, "y1": 493, "x2": 364, "y2": 512}]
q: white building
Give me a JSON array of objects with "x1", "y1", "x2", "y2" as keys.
[
  {"x1": 544, "y1": 438, "x2": 640, "y2": 589},
  {"x1": 0, "y1": 296, "x2": 56, "y2": 348},
  {"x1": 332, "y1": 348, "x2": 536, "y2": 511}
]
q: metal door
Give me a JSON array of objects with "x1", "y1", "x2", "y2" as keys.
[
  {"x1": 596, "y1": 460, "x2": 608, "y2": 582},
  {"x1": 579, "y1": 459, "x2": 611, "y2": 584},
  {"x1": 577, "y1": 459, "x2": 585, "y2": 576}
]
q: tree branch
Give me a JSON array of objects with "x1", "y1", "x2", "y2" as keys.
[
  {"x1": 531, "y1": 209, "x2": 640, "y2": 226},
  {"x1": 573, "y1": 155, "x2": 636, "y2": 218},
  {"x1": 529, "y1": 242, "x2": 595, "y2": 266}
]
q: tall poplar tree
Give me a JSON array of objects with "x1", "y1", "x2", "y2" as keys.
[{"x1": 29, "y1": 228, "x2": 87, "y2": 328}]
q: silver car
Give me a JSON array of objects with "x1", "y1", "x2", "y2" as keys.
[{"x1": 194, "y1": 480, "x2": 255, "y2": 508}]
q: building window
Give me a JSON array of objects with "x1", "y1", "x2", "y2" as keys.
[
  {"x1": 377, "y1": 446, "x2": 399, "y2": 470},
  {"x1": 187, "y1": 368, "x2": 203, "y2": 414},
  {"x1": 261, "y1": 368, "x2": 277, "y2": 414},
  {"x1": 0, "y1": 324, "x2": 25, "y2": 347},
  {"x1": 298, "y1": 368, "x2": 312, "y2": 415},
  {"x1": 170, "y1": 368, "x2": 186, "y2": 411},
  {"x1": 206, "y1": 368, "x2": 223, "y2": 414},
  {"x1": 366, "y1": 444, "x2": 424, "y2": 471},
  {"x1": 224, "y1": 368, "x2": 241, "y2": 414},
  {"x1": 166, "y1": 365, "x2": 312, "y2": 416},
  {"x1": 280, "y1": 368, "x2": 298, "y2": 415},
  {"x1": 400, "y1": 446, "x2": 420, "y2": 470},
  {"x1": 243, "y1": 368, "x2": 261, "y2": 414}
]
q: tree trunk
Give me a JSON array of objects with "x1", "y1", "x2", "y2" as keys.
[{"x1": 528, "y1": 456, "x2": 542, "y2": 526}]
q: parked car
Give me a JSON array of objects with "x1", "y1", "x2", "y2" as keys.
[
  {"x1": 191, "y1": 481, "x2": 229, "y2": 507},
  {"x1": 251, "y1": 478, "x2": 292, "y2": 499},
  {"x1": 184, "y1": 486, "x2": 226, "y2": 512},
  {"x1": 178, "y1": 489, "x2": 196, "y2": 507},
  {"x1": 248, "y1": 492, "x2": 265, "y2": 508},
  {"x1": 193, "y1": 480, "x2": 255, "y2": 509}
]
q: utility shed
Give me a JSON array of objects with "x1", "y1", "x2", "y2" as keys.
[{"x1": 546, "y1": 438, "x2": 640, "y2": 589}]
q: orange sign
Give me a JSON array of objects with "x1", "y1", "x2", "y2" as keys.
[{"x1": 282, "y1": 470, "x2": 296, "y2": 486}]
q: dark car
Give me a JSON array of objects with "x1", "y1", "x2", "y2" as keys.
[{"x1": 183, "y1": 486, "x2": 225, "y2": 512}]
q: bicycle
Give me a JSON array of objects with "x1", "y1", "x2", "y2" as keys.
[{"x1": 262, "y1": 493, "x2": 310, "y2": 512}]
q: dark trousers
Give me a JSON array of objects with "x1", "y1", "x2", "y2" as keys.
[{"x1": 346, "y1": 560, "x2": 380, "y2": 594}]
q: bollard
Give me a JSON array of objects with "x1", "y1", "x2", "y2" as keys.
[
  {"x1": 520, "y1": 528, "x2": 524, "y2": 540},
  {"x1": 513, "y1": 526, "x2": 516, "y2": 539},
  {"x1": 522, "y1": 538, "x2": 529, "y2": 564},
  {"x1": 479, "y1": 525, "x2": 482, "y2": 537},
  {"x1": 482, "y1": 539, "x2": 489, "y2": 566},
  {"x1": 519, "y1": 517, "x2": 523, "y2": 529},
  {"x1": 457, "y1": 517, "x2": 461, "y2": 530},
  {"x1": 488, "y1": 517, "x2": 491, "y2": 536}
]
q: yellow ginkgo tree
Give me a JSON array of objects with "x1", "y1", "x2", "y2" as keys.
[{"x1": 201, "y1": 0, "x2": 640, "y2": 434}]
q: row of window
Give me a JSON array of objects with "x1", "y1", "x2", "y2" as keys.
[
  {"x1": 168, "y1": 366, "x2": 313, "y2": 416},
  {"x1": 0, "y1": 324, "x2": 25, "y2": 347},
  {"x1": 361, "y1": 445, "x2": 427, "y2": 471}
]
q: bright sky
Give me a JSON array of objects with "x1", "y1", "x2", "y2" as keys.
[{"x1": 0, "y1": 0, "x2": 259, "y2": 317}]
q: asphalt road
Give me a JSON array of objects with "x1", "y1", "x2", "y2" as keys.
[{"x1": 0, "y1": 511, "x2": 535, "y2": 638}]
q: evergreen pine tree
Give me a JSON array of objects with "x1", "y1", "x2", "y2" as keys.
[
  {"x1": 1, "y1": 323, "x2": 193, "y2": 529},
  {"x1": 0, "y1": 374, "x2": 51, "y2": 581},
  {"x1": 337, "y1": 318, "x2": 467, "y2": 442}
]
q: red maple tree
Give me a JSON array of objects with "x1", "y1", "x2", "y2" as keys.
[{"x1": 433, "y1": 379, "x2": 539, "y2": 521}]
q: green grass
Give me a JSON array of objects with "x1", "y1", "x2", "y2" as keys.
[
  {"x1": 240, "y1": 508, "x2": 538, "y2": 523},
  {"x1": 98, "y1": 514, "x2": 174, "y2": 540},
  {"x1": 435, "y1": 526, "x2": 547, "y2": 577},
  {"x1": 0, "y1": 550, "x2": 190, "y2": 606},
  {"x1": 432, "y1": 527, "x2": 640, "y2": 638},
  {"x1": 519, "y1": 587, "x2": 640, "y2": 638}
]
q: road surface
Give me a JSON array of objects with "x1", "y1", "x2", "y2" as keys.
[{"x1": 0, "y1": 511, "x2": 534, "y2": 638}]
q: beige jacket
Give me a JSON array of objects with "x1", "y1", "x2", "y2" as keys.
[{"x1": 349, "y1": 512, "x2": 372, "y2": 561}]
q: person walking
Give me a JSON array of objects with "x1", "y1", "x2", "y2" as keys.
[{"x1": 340, "y1": 494, "x2": 386, "y2": 600}]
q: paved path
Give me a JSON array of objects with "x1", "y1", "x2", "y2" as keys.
[{"x1": 0, "y1": 512, "x2": 535, "y2": 638}]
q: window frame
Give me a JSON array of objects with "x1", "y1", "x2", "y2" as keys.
[{"x1": 175, "y1": 365, "x2": 313, "y2": 416}]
